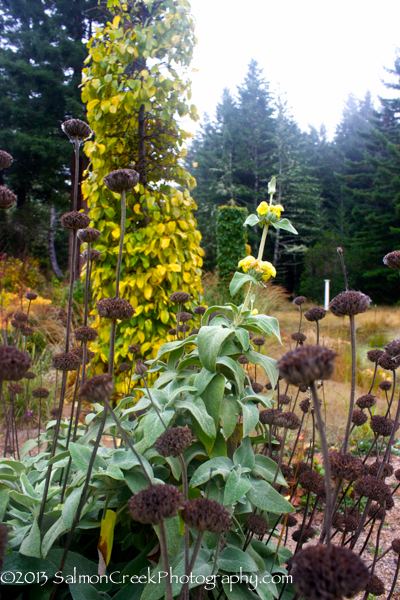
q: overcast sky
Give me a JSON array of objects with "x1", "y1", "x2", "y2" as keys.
[{"x1": 185, "y1": 0, "x2": 400, "y2": 139}]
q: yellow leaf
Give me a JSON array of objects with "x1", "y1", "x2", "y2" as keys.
[
  {"x1": 112, "y1": 16, "x2": 121, "y2": 29},
  {"x1": 87, "y1": 99, "x2": 100, "y2": 111},
  {"x1": 97, "y1": 510, "x2": 116, "y2": 566},
  {"x1": 156, "y1": 223, "x2": 165, "y2": 235},
  {"x1": 134, "y1": 204, "x2": 142, "y2": 214},
  {"x1": 109, "y1": 105, "x2": 117, "y2": 114},
  {"x1": 111, "y1": 228, "x2": 120, "y2": 239},
  {"x1": 161, "y1": 238, "x2": 170, "y2": 249},
  {"x1": 144, "y1": 284, "x2": 152, "y2": 300}
]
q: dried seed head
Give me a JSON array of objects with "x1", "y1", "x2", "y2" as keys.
[
  {"x1": 60, "y1": 211, "x2": 91, "y2": 230},
  {"x1": 81, "y1": 249, "x2": 102, "y2": 262},
  {"x1": 50, "y1": 407, "x2": 62, "y2": 419},
  {"x1": 169, "y1": 291, "x2": 191, "y2": 304},
  {"x1": 61, "y1": 118, "x2": 92, "y2": 140},
  {"x1": 21, "y1": 326, "x2": 34, "y2": 337},
  {"x1": 281, "y1": 464, "x2": 294, "y2": 479},
  {"x1": 97, "y1": 298, "x2": 135, "y2": 321},
  {"x1": 383, "y1": 251, "x2": 400, "y2": 269},
  {"x1": 291, "y1": 527, "x2": 316, "y2": 543},
  {"x1": 127, "y1": 484, "x2": 182, "y2": 525},
  {"x1": 74, "y1": 326, "x2": 98, "y2": 342},
  {"x1": 379, "y1": 380, "x2": 392, "y2": 391},
  {"x1": 395, "y1": 469, "x2": 400, "y2": 482},
  {"x1": 168, "y1": 328, "x2": 177, "y2": 335},
  {"x1": 392, "y1": 539, "x2": 400, "y2": 554},
  {"x1": 179, "y1": 311, "x2": 192, "y2": 323},
  {"x1": 378, "y1": 353, "x2": 399, "y2": 371},
  {"x1": 366, "y1": 575, "x2": 385, "y2": 597},
  {"x1": 370, "y1": 414, "x2": 398, "y2": 437},
  {"x1": 189, "y1": 328, "x2": 200, "y2": 336},
  {"x1": 356, "y1": 394, "x2": 377, "y2": 409},
  {"x1": 129, "y1": 344, "x2": 141, "y2": 355},
  {"x1": 13, "y1": 312, "x2": 28, "y2": 322},
  {"x1": 25, "y1": 371, "x2": 36, "y2": 380},
  {"x1": 245, "y1": 514, "x2": 269, "y2": 536},
  {"x1": 181, "y1": 498, "x2": 232, "y2": 533},
  {"x1": 8, "y1": 383, "x2": 24, "y2": 394},
  {"x1": 32, "y1": 387, "x2": 50, "y2": 399},
  {"x1": 259, "y1": 408, "x2": 282, "y2": 425},
  {"x1": 0, "y1": 150, "x2": 13, "y2": 169},
  {"x1": 253, "y1": 336, "x2": 266, "y2": 346},
  {"x1": 329, "y1": 290, "x2": 371, "y2": 317},
  {"x1": 367, "y1": 349, "x2": 385, "y2": 363},
  {"x1": 0, "y1": 345, "x2": 31, "y2": 381},
  {"x1": 369, "y1": 503, "x2": 386, "y2": 520},
  {"x1": 25, "y1": 292, "x2": 38, "y2": 301},
  {"x1": 10, "y1": 319, "x2": 22, "y2": 329},
  {"x1": 299, "y1": 398, "x2": 311, "y2": 413},
  {"x1": 278, "y1": 344, "x2": 337, "y2": 386},
  {"x1": 286, "y1": 514, "x2": 298, "y2": 528},
  {"x1": 368, "y1": 461, "x2": 394, "y2": 479},
  {"x1": 293, "y1": 296, "x2": 306, "y2": 306},
  {"x1": 238, "y1": 355, "x2": 249, "y2": 365},
  {"x1": 274, "y1": 412, "x2": 301, "y2": 430},
  {"x1": 354, "y1": 476, "x2": 392, "y2": 505},
  {"x1": 304, "y1": 307, "x2": 327, "y2": 322},
  {"x1": 104, "y1": 168, "x2": 140, "y2": 193},
  {"x1": 77, "y1": 228, "x2": 101, "y2": 244},
  {"x1": 289, "y1": 544, "x2": 369, "y2": 600},
  {"x1": 352, "y1": 410, "x2": 368, "y2": 427},
  {"x1": 298, "y1": 470, "x2": 326, "y2": 496},
  {"x1": 79, "y1": 374, "x2": 114, "y2": 403},
  {"x1": 385, "y1": 338, "x2": 400, "y2": 358},
  {"x1": 70, "y1": 346, "x2": 95, "y2": 361},
  {"x1": 279, "y1": 393, "x2": 291, "y2": 405},
  {"x1": 154, "y1": 427, "x2": 192, "y2": 457},
  {"x1": 51, "y1": 352, "x2": 81, "y2": 371},
  {"x1": 291, "y1": 331, "x2": 307, "y2": 343},
  {"x1": 0, "y1": 522, "x2": 9, "y2": 572},
  {"x1": 0, "y1": 185, "x2": 17, "y2": 209},
  {"x1": 119, "y1": 362, "x2": 131, "y2": 372},
  {"x1": 329, "y1": 452, "x2": 366, "y2": 481},
  {"x1": 252, "y1": 382, "x2": 264, "y2": 394},
  {"x1": 299, "y1": 385, "x2": 308, "y2": 393},
  {"x1": 134, "y1": 362, "x2": 147, "y2": 375},
  {"x1": 193, "y1": 306, "x2": 206, "y2": 315},
  {"x1": 177, "y1": 324, "x2": 190, "y2": 333}
]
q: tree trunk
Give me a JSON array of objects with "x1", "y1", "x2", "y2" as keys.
[{"x1": 49, "y1": 205, "x2": 64, "y2": 280}]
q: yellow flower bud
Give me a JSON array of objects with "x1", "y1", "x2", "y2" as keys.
[
  {"x1": 251, "y1": 308, "x2": 259, "y2": 315},
  {"x1": 238, "y1": 255, "x2": 257, "y2": 273}
]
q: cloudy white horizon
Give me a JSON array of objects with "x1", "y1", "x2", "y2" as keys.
[{"x1": 184, "y1": 0, "x2": 400, "y2": 139}]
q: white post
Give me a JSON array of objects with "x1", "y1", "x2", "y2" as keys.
[{"x1": 324, "y1": 279, "x2": 330, "y2": 310}]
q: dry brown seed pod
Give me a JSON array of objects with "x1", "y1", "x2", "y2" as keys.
[
  {"x1": 169, "y1": 291, "x2": 191, "y2": 304},
  {"x1": 274, "y1": 412, "x2": 301, "y2": 430},
  {"x1": 392, "y1": 539, "x2": 400, "y2": 554},
  {"x1": 298, "y1": 469, "x2": 326, "y2": 496},
  {"x1": 32, "y1": 387, "x2": 50, "y2": 399},
  {"x1": 299, "y1": 398, "x2": 310, "y2": 413},
  {"x1": 0, "y1": 185, "x2": 17, "y2": 210},
  {"x1": 25, "y1": 371, "x2": 36, "y2": 380},
  {"x1": 104, "y1": 168, "x2": 140, "y2": 193},
  {"x1": 0, "y1": 150, "x2": 13, "y2": 169},
  {"x1": 81, "y1": 249, "x2": 102, "y2": 262},
  {"x1": 245, "y1": 514, "x2": 269, "y2": 536},
  {"x1": 77, "y1": 228, "x2": 101, "y2": 243},
  {"x1": 329, "y1": 290, "x2": 371, "y2": 317},
  {"x1": 13, "y1": 311, "x2": 28, "y2": 322},
  {"x1": 304, "y1": 307, "x2": 326, "y2": 322},
  {"x1": 356, "y1": 394, "x2": 377, "y2": 409},
  {"x1": 193, "y1": 305, "x2": 206, "y2": 315},
  {"x1": 21, "y1": 326, "x2": 34, "y2": 337},
  {"x1": 61, "y1": 119, "x2": 92, "y2": 140},
  {"x1": 354, "y1": 475, "x2": 392, "y2": 505},
  {"x1": 154, "y1": 427, "x2": 192, "y2": 457},
  {"x1": 286, "y1": 514, "x2": 298, "y2": 528},
  {"x1": 238, "y1": 355, "x2": 249, "y2": 365},
  {"x1": 278, "y1": 344, "x2": 337, "y2": 386},
  {"x1": 167, "y1": 328, "x2": 177, "y2": 335},
  {"x1": 177, "y1": 324, "x2": 190, "y2": 333},
  {"x1": 352, "y1": 409, "x2": 368, "y2": 427},
  {"x1": 134, "y1": 362, "x2": 147, "y2": 375},
  {"x1": 370, "y1": 414, "x2": 398, "y2": 437},
  {"x1": 279, "y1": 393, "x2": 291, "y2": 405},
  {"x1": 378, "y1": 380, "x2": 392, "y2": 391},
  {"x1": 0, "y1": 345, "x2": 31, "y2": 381},
  {"x1": 291, "y1": 331, "x2": 306, "y2": 343},
  {"x1": 293, "y1": 296, "x2": 306, "y2": 305},
  {"x1": 69, "y1": 346, "x2": 95, "y2": 361},
  {"x1": 291, "y1": 526, "x2": 316, "y2": 543},
  {"x1": 378, "y1": 353, "x2": 399, "y2": 371},
  {"x1": 383, "y1": 251, "x2": 400, "y2": 270},
  {"x1": 127, "y1": 484, "x2": 182, "y2": 525},
  {"x1": 367, "y1": 349, "x2": 385, "y2": 363},
  {"x1": 119, "y1": 362, "x2": 131, "y2": 372},
  {"x1": 129, "y1": 343, "x2": 141, "y2": 355},
  {"x1": 252, "y1": 382, "x2": 264, "y2": 394},
  {"x1": 25, "y1": 292, "x2": 38, "y2": 301},
  {"x1": 189, "y1": 328, "x2": 200, "y2": 336},
  {"x1": 74, "y1": 326, "x2": 98, "y2": 342},
  {"x1": 8, "y1": 383, "x2": 24, "y2": 394},
  {"x1": 289, "y1": 543, "x2": 369, "y2": 600},
  {"x1": 365, "y1": 574, "x2": 385, "y2": 597},
  {"x1": 253, "y1": 336, "x2": 266, "y2": 346},
  {"x1": 51, "y1": 352, "x2": 81, "y2": 372},
  {"x1": 259, "y1": 408, "x2": 282, "y2": 425},
  {"x1": 79, "y1": 374, "x2": 114, "y2": 403},
  {"x1": 368, "y1": 460, "x2": 394, "y2": 478},
  {"x1": 181, "y1": 498, "x2": 232, "y2": 533},
  {"x1": 97, "y1": 297, "x2": 135, "y2": 321},
  {"x1": 60, "y1": 211, "x2": 91, "y2": 230},
  {"x1": 329, "y1": 452, "x2": 366, "y2": 482},
  {"x1": 179, "y1": 311, "x2": 192, "y2": 323}
]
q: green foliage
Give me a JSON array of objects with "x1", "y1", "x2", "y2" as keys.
[
  {"x1": 216, "y1": 204, "x2": 248, "y2": 298},
  {"x1": 81, "y1": 0, "x2": 204, "y2": 381},
  {"x1": 0, "y1": 255, "x2": 45, "y2": 294}
]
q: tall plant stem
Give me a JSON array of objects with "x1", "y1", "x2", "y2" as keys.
[
  {"x1": 115, "y1": 189, "x2": 126, "y2": 299},
  {"x1": 83, "y1": 244, "x2": 91, "y2": 326},
  {"x1": 272, "y1": 429, "x2": 287, "y2": 485},
  {"x1": 38, "y1": 370, "x2": 67, "y2": 528},
  {"x1": 377, "y1": 391, "x2": 400, "y2": 478},
  {"x1": 158, "y1": 520, "x2": 173, "y2": 600},
  {"x1": 1, "y1": 380, "x2": 10, "y2": 458},
  {"x1": 310, "y1": 380, "x2": 333, "y2": 546},
  {"x1": 387, "y1": 555, "x2": 400, "y2": 600},
  {"x1": 288, "y1": 413, "x2": 305, "y2": 466},
  {"x1": 370, "y1": 504, "x2": 386, "y2": 574},
  {"x1": 342, "y1": 315, "x2": 356, "y2": 453},
  {"x1": 316, "y1": 320, "x2": 320, "y2": 345},
  {"x1": 178, "y1": 454, "x2": 190, "y2": 586},
  {"x1": 108, "y1": 320, "x2": 117, "y2": 378},
  {"x1": 385, "y1": 370, "x2": 396, "y2": 418},
  {"x1": 65, "y1": 229, "x2": 78, "y2": 352},
  {"x1": 368, "y1": 362, "x2": 378, "y2": 394},
  {"x1": 73, "y1": 138, "x2": 79, "y2": 212}
]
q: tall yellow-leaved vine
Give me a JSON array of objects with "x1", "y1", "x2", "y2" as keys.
[{"x1": 81, "y1": 0, "x2": 203, "y2": 386}]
